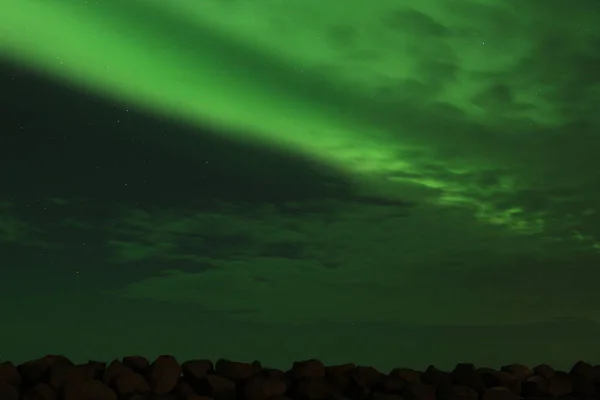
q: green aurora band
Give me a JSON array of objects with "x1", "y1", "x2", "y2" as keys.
[
  {"x1": 2, "y1": 0, "x2": 599, "y2": 248},
  {"x1": 1, "y1": 1, "x2": 404, "y2": 183}
]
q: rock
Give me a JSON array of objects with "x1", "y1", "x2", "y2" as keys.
[
  {"x1": 18, "y1": 355, "x2": 73, "y2": 388},
  {"x1": 148, "y1": 355, "x2": 182, "y2": 395},
  {"x1": 389, "y1": 368, "x2": 420, "y2": 383},
  {"x1": 0, "y1": 380, "x2": 19, "y2": 400},
  {"x1": 21, "y1": 383, "x2": 57, "y2": 400},
  {"x1": 500, "y1": 364, "x2": 533, "y2": 381},
  {"x1": 2, "y1": 355, "x2": 598, "y2": 400},
  {"x1": 422, "y1": 366, "x2": 451, "y2": 387},
  {"x1": 451, "y1": 363, "x2": 485, "y2": 393},
  {"x1": 570, "y1": 361, "x2": 600, "y2": 383},
  {"x1": 547, "y1": 371, "x2": 573, "y2": 397},
  {"x1": 112, "y1": 371, "x2": 150, "y2": 397},
  {"x1": 481, "y1": 386, "x2": 518, "y2": 400},
  {"x1": 290, "y1": 377, "x2": 333, "y2": 400},
  {"x1": 216, "y1": 359, "x2": 256, "y2": 381},
  {"x1": 353, "y1": 366, "x2": 384, "y2": 388},
  {"x1": 290, "y1": 359, "x2": 327, "y2": 380},
  {"x1": 532, "y1": 364, "x2": 555, "y2": 379},
  {"x1": 521, "y1": 375, "x2": 548, "y2": 397},
  {"x1": 122, "y1": 356, "x2": 150, "y2": 375},
  {"x1": 436, "y1": 384, "x2": 478, "y2": 400},
  {"x1": 183, "y1": 359, "x2": 214, "y2": 382},
  {"x1": 243, "y1": 375, "x2": 287, "y2": 400},
  {"x1": 62, "y1": 378, "x2": 117, "y2": 400},
  {"x1": 102, "y1": 360, "x2": 134, "y2": 386}
]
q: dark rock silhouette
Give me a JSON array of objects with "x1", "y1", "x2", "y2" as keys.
[{"x1": 0, "y1": 356, "x2": 599, "y2": 400}]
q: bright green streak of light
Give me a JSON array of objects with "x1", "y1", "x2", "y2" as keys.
[{"x1": 0, "y1": 1, "x2": 406, "y2": 194}]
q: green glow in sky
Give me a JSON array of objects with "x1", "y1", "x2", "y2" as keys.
[
  {"x1": 2, "y1": 0, "x2": 599, "y2": 245},
  {"x1": 3, "y1": 3, "x2": 600, "y2": 364}
]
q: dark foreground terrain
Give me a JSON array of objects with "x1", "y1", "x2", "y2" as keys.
[{"x1": 0, "y1": 356, "x2": 599, "y2": 400}]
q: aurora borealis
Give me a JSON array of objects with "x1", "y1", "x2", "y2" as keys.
[{"x1": 1, "y1": 0, "x2": 600, "y2": 369}]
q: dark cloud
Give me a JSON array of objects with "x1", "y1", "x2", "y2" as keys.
[
  {"x1": 382, "y1": 8, "x2": 449, "y2": 37},
  {"x1": 325, "y1": 25, "x2": 358, "y2": 49},
  {"x1": 473, "y1": 83, "x2": 514, "y2": 108}
]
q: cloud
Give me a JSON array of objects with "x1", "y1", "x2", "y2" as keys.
[
  {"x1": 0, "y1": 200, "x2": 43, "y2": 246},
  {"x1": 110, "y1": 251, "x2": 600, "y2": 326},
  {"x1": 46, "y1": 197, "x2": 71, "y2": 206},
  {"x1": 105, "y1": 200, "x2": 413, "y2": 265},
  {"x1": 106, "y1": 199, "x2": 600, "y2": 326},
  {"x1": 0, "y1": 214, "x2": 34, "y2": 242}
]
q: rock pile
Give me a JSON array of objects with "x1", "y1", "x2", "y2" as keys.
[{"x1": 0, "y1": 355, "x2": 599, "y2": 400}]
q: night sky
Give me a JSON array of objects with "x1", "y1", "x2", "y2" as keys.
[{"x1": 1, "y1": 0, "x2": 600, "y2": 371}]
